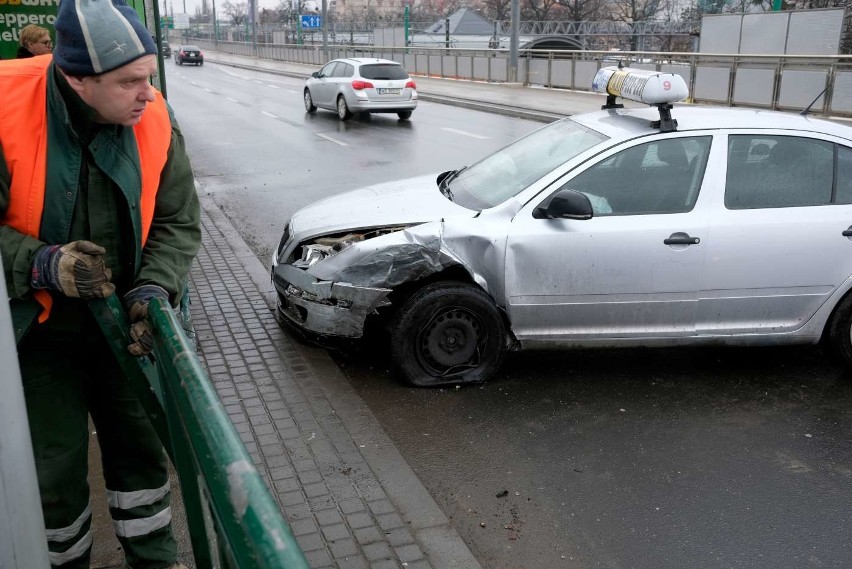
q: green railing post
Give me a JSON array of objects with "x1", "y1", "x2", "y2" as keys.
[{"x1": 404, "y1": 5, "x2": 409, "y2": 47}]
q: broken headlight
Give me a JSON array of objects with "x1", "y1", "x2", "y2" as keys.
[{"x1": 291, "y1": 227, "x2": 409, "y2": 269}]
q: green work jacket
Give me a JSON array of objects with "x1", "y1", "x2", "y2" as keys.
[{"x1": 0, "y1": 63, "x2": 200, "y2": 340}]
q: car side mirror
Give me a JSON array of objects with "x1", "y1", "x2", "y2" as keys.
[
  {"x1": 312, "y1": 71, "x2": 320, "y2": 78},
  {"x1": 533, "y1": 189, "x2": 593, "y2": 220}
]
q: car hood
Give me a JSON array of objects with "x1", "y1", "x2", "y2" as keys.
[{"x1": 289, "y1": 173, "x2": 475, "y2": 240}]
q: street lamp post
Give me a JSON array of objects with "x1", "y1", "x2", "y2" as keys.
[
  {"x1": 249, "y1": 0, "x2": 257, "y2": 56},
  {"x1": 321, "y1": 0, "x2": 328, "y2": 54},
  {"x1": 509, "y1": 0, "x2": 519, "y2": 82}
]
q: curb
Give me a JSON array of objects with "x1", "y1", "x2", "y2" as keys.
[{"x1": 199, "y1": 193, "x2": 483, "y2": 569}]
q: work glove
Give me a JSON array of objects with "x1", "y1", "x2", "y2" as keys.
[
  {"x1": 124, "y1": 284, "x2": 170, "y2": 356},
  {"x1": 30, "y1": 240, "x2": 115, "y2": 298}
]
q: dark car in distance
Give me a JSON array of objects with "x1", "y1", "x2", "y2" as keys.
[
  {"x1": 175, "y1": 45, "x2": 203, "y2": 66},
  {"x1": 151, "y1": 35, "x2": 171, "y2": 58}
]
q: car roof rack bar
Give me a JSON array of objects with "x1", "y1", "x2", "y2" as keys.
[
  {"x1": 601, "y1": 95, "x2": 624, "y2": 110},
  {"x1": 651, "y1": 103, "x2": 678, "y2": 132}
]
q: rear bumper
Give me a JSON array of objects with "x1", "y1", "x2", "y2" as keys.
[{"x1": 347, "y1": 96, "x2": 417, "y2": 113}]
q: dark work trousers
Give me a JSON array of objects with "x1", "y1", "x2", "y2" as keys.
[{"x1": 18, "y1": 315, "x2": 177, "y2": 569}]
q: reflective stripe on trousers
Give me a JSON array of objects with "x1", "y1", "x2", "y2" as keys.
[
  {"x1": 113, "y1": 506, "x2": 173, "y2": 538},
  {"x1": 45, "y1": 504, "x2": 93, "y2": 566},
  {"x1": 106, "y1": 480, "x2": 170, "y2": 509},
  {"x1": 48, "y1": 531, "x2": 93, "y2": 566}
]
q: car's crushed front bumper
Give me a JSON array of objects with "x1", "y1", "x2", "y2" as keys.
[{"x1": 272, "y1": 263, "x2": 391, "y2": 338}]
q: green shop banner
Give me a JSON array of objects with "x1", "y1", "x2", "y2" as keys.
[
  {"x1": 0, "y1": 0, "x2": 149, "y2": 61},
  {"x1": 0, "y1": 0, "x2": 59, "y2": 60}
]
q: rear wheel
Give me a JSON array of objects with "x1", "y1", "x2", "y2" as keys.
[
  {"x1": 337, "y1": 96, "x2": 352, "y2": 121},
  {"x1": 304, "y1": 89, "x2": 316, "y2": 112},
  {"x1": 397, "y1": 111, "x2": 412, "y2": 120},
  {"x1": 825, "y1": 293, "x2": 852, "y2": 370},
  {"x1": 391, "y1": 282, "x2": 506, "y2": 386}
]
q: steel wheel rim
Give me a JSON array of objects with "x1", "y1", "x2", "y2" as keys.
[{"x1": 415, "y1": 306, "x2": 487, "y2": 378}]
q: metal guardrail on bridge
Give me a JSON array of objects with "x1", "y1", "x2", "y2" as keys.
[
  {"x1": 90, "y1": 294, "x2": 309, "y2": 569},
  {"x1": 180, "y1": 38, "x2": 852, "y2": 118}
]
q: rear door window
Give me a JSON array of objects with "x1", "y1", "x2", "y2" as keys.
[
  {"x1": 725, "y1": 135, "x2": 834, "y2": 209},
  {"x1": 333, "y1": 63, "x2": 353, "y2": 78},
  {"x1": 836, "y1": 145, "x2": 852, "y2": 204},
  {"x1": 359, "y1": 64, "x2": 408, "y2": 80}
]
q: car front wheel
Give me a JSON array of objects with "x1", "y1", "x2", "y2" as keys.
[
  {"x1": 304, "y1": 89, "x2": 317, "y2": 112},
  {"x1": 391, "y1": 282, "x2": 506, "y2": 386},
  {"x1": 337, "y1": 96, "x2": 352, "y2": 121}
]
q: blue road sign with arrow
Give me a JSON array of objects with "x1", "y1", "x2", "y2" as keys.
[{"x1": 301, "y1": 15, "x2": 321, "y2": 28}]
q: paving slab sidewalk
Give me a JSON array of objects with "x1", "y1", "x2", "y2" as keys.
[{"x1": 90, "y1": 193, "x2": 480, "y2": 569}]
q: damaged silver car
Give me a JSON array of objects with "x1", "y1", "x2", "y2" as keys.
[{"x1": 272, "y1": 68, "x2": 852, "y2": 386}]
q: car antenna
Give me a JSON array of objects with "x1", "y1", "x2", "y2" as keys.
[{"x1": 800, "y1": 82, "x2": 831, "y2": 116}]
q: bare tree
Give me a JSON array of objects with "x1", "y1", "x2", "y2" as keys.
[
  {"x1": 521, "y1": 0, "x2": 566, "y2": 20},
  {"x1": 410, "y1": 0, "x2": 466, "y2": 21},
  {"x1": 607, "y1": 0, "x2": 670, "y2": 49},
  {"x1": 481, "y1": 0, "x2": 513, "y2": 21},
  {"x1": 192, "y1": 0, "x2": 212, "y2": 23},
  {"x1": 723, "y1": 0, "x2": 773, "y2": 10},
  {"x1": 222, "y1": 0, "x2": 248, "y2": 25},
  {"x1": 557, "y1": 0, "x2": 603, "y2": 20}
]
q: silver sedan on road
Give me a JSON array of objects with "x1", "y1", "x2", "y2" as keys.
[
  {"x1": 274, "y1": 68, "x2": 852, "y2": 386},
  {"x1": 303, "y1": 57, "x2": 417, "y2": 121}
]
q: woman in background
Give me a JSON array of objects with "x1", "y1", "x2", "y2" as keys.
[{"x1": 16, "y1": 24, "x2": 53, "y2": 58}]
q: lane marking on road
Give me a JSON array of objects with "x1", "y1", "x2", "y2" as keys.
[
  {"x1": 190, "y1": 81, "x2": 199, "y2": 86},
  {"x1": 219, "y1": 68, "x2": 248, "y2": 79},
  {"x1": 204, "y1": 88, "x2": 214, "y2": 93},
  {"x1": 441, "y1": 127, "x2": 490, "y2": 140},
  {"x1": 261, "y1": 110, "x2": 279, "y2": 119},
  {"x1": 226, "y1": 97, "x2": 241, "y2": 103},
  {"x1": 284, "y1": 89, "x2": 299, "y2": 94},
  {"x1": 276, "y1": 116, "x2": 302, "y2": 127},
  {"x1": 266, "y1": 84, "x2": 280, "y2": 88},
  {"x1": 315, "y1": 133, "x2": 348, "y2": 146}
]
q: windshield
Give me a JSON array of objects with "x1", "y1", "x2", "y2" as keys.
[{"x1": 445, "y1": 119, "x2": 607, "y2": 209}]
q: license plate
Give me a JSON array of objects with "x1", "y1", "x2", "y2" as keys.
[{"x1": 376, "y1": 88, "x2": 401, "y2": 95}]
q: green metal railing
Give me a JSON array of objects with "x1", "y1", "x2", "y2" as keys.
[{"x1": 89, "y1": 295, "x2": 308, "y2": 569}]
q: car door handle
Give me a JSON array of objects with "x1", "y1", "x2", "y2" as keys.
[
  {"x1": 664, "y1": 233, "x2": 700, "y2": 246},
  {"x1": 843, "y1": 226, "x2": 852, "y2": 237}
]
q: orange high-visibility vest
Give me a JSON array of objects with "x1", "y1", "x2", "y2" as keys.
[{"x1": 0, "y1": 56, "x2": 171, "y2": 322}]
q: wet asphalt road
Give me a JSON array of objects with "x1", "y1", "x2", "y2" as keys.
[{"x1": 165, "y1": 62, "x2": 852, "y2": 569}]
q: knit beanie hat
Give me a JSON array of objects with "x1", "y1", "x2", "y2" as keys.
[{"x1": 53, "y1": 0, "x2": 157, "y2": 76}]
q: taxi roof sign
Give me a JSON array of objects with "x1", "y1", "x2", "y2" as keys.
[
  {"x1": 593, "y1": 66, "x2": 689, "y2": 132},
  {"x1": 593, "y1": 67, "x2": 689, "y2": 106}
]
